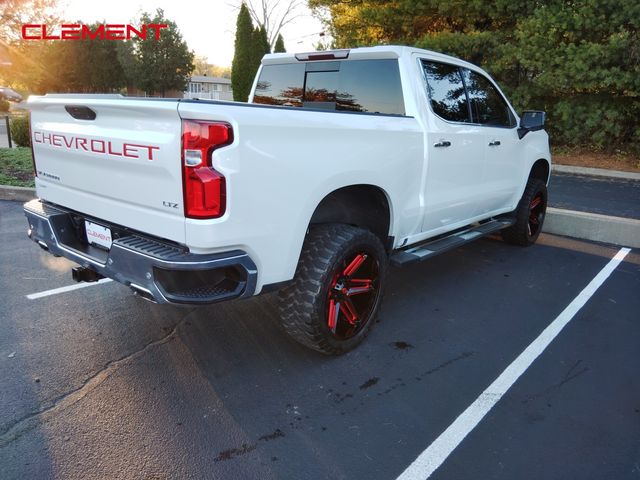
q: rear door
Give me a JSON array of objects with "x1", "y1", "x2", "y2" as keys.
[{"x1": 29, "y1": 95, "x2": 185, "y2": 243}]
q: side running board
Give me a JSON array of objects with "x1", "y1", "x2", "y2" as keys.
[{"x1": 391, "y1": 218, "x2": 514, "y2": 267}]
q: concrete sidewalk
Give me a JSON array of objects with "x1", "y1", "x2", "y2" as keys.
[
  {"x1": 0, "y1": 185, "x2": 33, "y2": 202},
  {"x1": 552, "y1": 164, "x2": 640, "y2": 181}
]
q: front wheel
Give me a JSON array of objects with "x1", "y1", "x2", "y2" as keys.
[
  {"x1": 278, "y1": 224, "x2": 388, "y2": 355},
  {"x1": 501, "y1": 178, "x2": 548, "y2": 246}
]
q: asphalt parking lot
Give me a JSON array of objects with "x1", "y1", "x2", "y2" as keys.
[
  {"x1": 549, "y1": 173, "x2": 640, "y2": 219},
  {"x1": 1, "y1": 199, "x2": 639, "y2": 479}
]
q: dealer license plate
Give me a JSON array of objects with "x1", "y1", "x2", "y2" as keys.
[{"x1": 85, "y1": 220, "x2": 113, "y2": 250}]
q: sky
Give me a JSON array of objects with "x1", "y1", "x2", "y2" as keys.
[{"x1": 60, "y1": 0, "x2": 326, "y2": 66}]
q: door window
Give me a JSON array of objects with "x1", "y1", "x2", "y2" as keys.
[
  {"x1": 461, "y1": 69, "x2": 515, "y2": 127},
  {"x1": 421, "y1": 61, "x2": 470, "y2": 123}
]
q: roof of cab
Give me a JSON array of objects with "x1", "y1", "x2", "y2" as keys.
[{"x1": 261, "y1": 45, "x2": 479, "y2": 71}]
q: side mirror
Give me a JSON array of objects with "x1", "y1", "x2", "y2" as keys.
[{"x1": 518, "y1": 110, "x2": 545, "y2": 139}]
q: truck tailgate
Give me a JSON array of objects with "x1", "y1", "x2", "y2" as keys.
[{"x1": 28, "y1": 95, "x2": 185, "y2": 244}]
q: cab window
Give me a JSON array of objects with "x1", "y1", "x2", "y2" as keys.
[
  {"x1": 461, "y1": 69, "x2": 515, "y2": 127},
  {"x1": 254, "y1": 59, "x2": 405, "y2": 115},
  {"x1": 421, "y1": 61, "x2": 470, "y2": 123}
]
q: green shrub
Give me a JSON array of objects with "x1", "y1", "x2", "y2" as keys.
[
  {"x1": 9, "y1": 115, "x2": 30, "y2": 147},
  {"x1": 318, "y1": 0, "x2": 640, "y2": 153},
  {"x1": 0, "y1": 100, "x2": 9, "y2": 112}
]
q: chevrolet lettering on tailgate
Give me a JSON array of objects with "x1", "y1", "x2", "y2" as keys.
[{"x1": 33, "y1": 131, "x2": 160, "y2": 160}]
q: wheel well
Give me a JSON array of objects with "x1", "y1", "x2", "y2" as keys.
[
  {"x1": 309, "y1": 185, "x2": 391, "y2": 245},
  {"x1": 529, "y1": 159, "x2": 550, "y2": 184}
]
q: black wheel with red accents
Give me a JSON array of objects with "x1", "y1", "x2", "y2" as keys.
[
  {"x1": 501, "y1": 178, "x2": 548, "y2": 246},
  {"x1": 278, "y1": 224, "x2": 388, "y2": 355},
  {"x1": 327, "y1": 251, "x2": 380, "y2": 341}
]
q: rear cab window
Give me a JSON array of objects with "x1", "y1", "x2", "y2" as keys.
[{"x1": 253, "y1": 59, "x2": 405, "y2": 116}]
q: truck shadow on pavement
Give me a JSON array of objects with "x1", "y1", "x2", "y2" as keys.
[{"x1": 157, "y1": 236, "x2": 581, "y2": 475}]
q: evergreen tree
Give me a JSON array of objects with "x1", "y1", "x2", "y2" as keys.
[
  {"x1": 251, "y1": 26, "x2": 271, "y2": 73},
  {"x1": 23, "y1": 22, "x2": 127, "y2": 93},
  {"x1": 258, "y1": 26, "x2": 271, "y2": 56},
  {"x1": 274, "y1": 34, "x2": 286, "y2": 53},
  {"x1": 131, "y1": 9, "x2": 194, "y2": 97},
  {"x1": 238, "y1": 0, "x2": 303, "y2": 52},
  {"x1": 87, "y1": 33, "x2": 127, "y2": 93},
  {"x1": 231, "y1": 3, "x2": 255, "y2": 101},
  {"x1": 311, "y1": 0, "x2": 640, "y2": 151}
]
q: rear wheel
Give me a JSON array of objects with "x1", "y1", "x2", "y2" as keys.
[
  {"x1": 502, "y1": 178, "x2": 548, "y2": 246},
  {"x1": 278, "y1": 224, "x2": 388, "y2": 355}
]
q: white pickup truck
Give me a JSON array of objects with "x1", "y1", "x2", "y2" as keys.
[{"x1": 24, "y1": 46, "x2": 550, "y2": 354}]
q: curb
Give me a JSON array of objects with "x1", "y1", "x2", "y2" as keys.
[
  {"x1": 0, "y1": 185, "x2": 35, "y2": 202},
  {"x1": 552, "y1": 164, "x2": 640, "y2": 181},
  {"x1": 543, "y1": 207, "x2": 640, "y2": 248}
]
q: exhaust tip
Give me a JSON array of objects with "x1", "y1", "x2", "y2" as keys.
[{"x1": 129, "y1": 283, "x2": 157, "y2": 303}]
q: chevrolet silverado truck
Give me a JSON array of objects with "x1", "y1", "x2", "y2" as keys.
[{"x1": 23, "y1": 46, "x2": 550, "y2": 355}]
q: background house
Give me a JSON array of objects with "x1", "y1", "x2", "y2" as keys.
[{"x1": 184, "y1": 75, "x2": 233, "y2": 101}]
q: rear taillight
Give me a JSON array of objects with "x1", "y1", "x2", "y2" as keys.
[
  {"x1": 29, "y1": 114, "x2": 37, "y2": 177},
  {"x1": 181, "y1": 120, "x2": 233, "y2": 219}
]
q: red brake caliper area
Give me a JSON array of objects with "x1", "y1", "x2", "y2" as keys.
[
  {"x1": 327, "y1": 253, "x2": 376, "y2": 335},
  {"x1": 529, "y1": 194, "x2": 543, "y2": 235}
]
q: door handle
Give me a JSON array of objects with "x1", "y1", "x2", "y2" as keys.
[
  {"x1": 433, "y1": 140, "x2": 451, "y2": 148},
  {"x1": 488, "y1": 140, "x2": 501, "y2": 146}
]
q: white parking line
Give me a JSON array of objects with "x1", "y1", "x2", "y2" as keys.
[
  {"x1": 26, "y1": 278, "x2": 113, "y2": 300},
  {"x1": 396, "y1": 247, "x2": 631, "y2": 480}
]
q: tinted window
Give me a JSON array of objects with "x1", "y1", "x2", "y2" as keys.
[
  {"x1": 253, "y1": 59, "x2": 405, "y2": 115},
  {"x1": 461, "y1": 69, "x2": 514, "y2": 127},
  {"x1": 304, "y1": 70, "x2": 338, "y2": 110},
  {"x1": 253, "y1": 63, "x2": 305, "y2": 107},
  {"x1": 422, "y1": 61, "x2": 470, "y2": 123},
  {"x1": 336, "y1": 60, "x2": 404, "y2": 114}
]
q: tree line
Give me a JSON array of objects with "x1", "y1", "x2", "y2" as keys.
[
  {"x1": 2, "y1": 8, "x2": 194, "y2": 97},
  {"x1": 310, "y1": 0, "x2": 640, "y2": 151},
  {"x1": 2, "y1": 1, "x2": 291, "y2": 101},
  {"x1": 232, "y1": 3, "x2": 287, "y2": 102}
]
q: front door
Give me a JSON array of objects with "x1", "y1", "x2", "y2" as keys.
[{"x1": 461, "y1": 68, "x2": 523, "y2": 213}]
